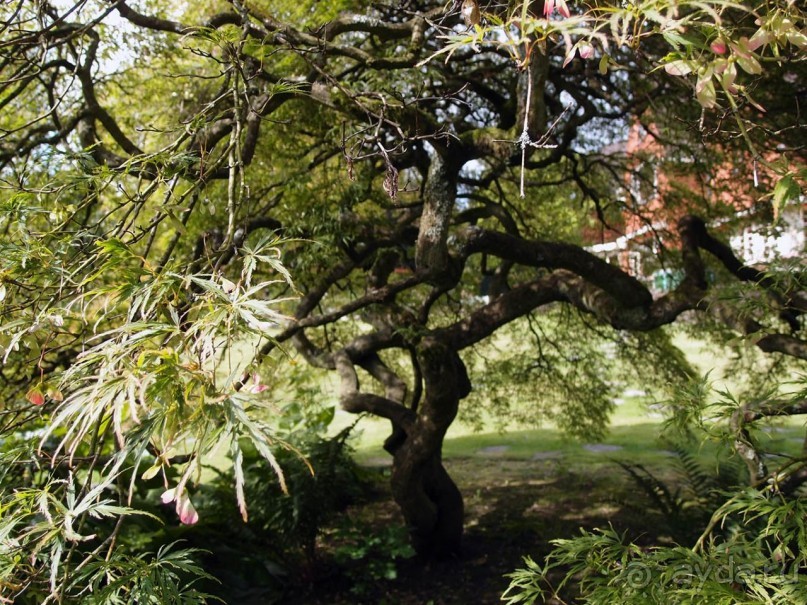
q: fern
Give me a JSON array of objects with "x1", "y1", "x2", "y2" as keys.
[
  {"x1": 617, "y1": 461, "x2": 686, "y2": 521},
  {"x1": 618, "y1": 445, "x2": 747, "y2": 544}
]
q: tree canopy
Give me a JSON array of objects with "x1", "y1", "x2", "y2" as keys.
[{"x1": 1, "y1": 0, "x2": 806, "y2": 599}]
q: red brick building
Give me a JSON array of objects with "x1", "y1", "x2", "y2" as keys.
[{"x1": 588, "y1": 125, "x2": 805, "y2": 291}]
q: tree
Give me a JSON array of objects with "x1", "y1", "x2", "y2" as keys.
[{"x1": 1, "y1": 0, "x2": 805, "y2": 580}]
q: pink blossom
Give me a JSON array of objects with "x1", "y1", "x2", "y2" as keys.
[
  {"x1": 160, "y1": 488, "x2": 176, "y2": 504},
  {"x1": 721, "y1": 62, "x2": 738, "y2": 94},
  {"x1": 710, "y1": 40, "x2": 727, "y2": 55},
  {"x1": 544, "y1": 0, "x2": 570, "y2": 18},
  {"x1": 746, "y1": 29, "x2": 770, "y2": 51},
  {"x1": 563, "y1": 41, "x2": 595, "y2": 68},
  {"x1": 249, "y1": 373, "x2": 268, "y2": 394},
  {"x1": 177, "y1": 495, "x2": 199, "y2": 525},
  {"x1": 26, "y1": 388, "x2": 45, "y2": 406},
  {"x1": 664, "y1": 60, "x2": 693, "y2": 76},
  {"x1": 160, "y1": 487, "x2": 200, "y2": 525}
]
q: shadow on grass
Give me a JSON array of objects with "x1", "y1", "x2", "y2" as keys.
[
  {"x1": 240, "y1": 422, "x2": 806, "y2": 604},
  {"x1": 281, "y1": 425, "x2": 681, "y2": 605}
]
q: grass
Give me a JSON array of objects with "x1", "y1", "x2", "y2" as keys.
[
  {"x1": 336, "y1": 388, "x2": 665, "y2": 458},
  {"x1": 214, "y1": 332, "x2": 807, "y2": 604},
  {"x1": 349, "y1": 414, "x2": 805, "y2": 471},
  {"x1": 328, "y1": 329, "x2": 807, "y2": 470},
  {"x1": 340, "y1": 407, "x2": 805, "y2": 499}
]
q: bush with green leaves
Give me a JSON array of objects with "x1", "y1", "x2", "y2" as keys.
[
  {"x1": 503, "y1": 379, "x2": 807, "y2": 604},
  {"x1": 193, "y1": 400, "x2": 369, "y2": 580},
  {"x1": 0, "y1": 231, "x2": 297, "y2": 603},
  {"x1": 332, "y1": 523, "x2": 415, "y2": 598},
  {"x1": 617, "y1": 444, "x2": 746, "y2": 544}
]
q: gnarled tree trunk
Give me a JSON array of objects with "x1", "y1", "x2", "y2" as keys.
[
  {"x1": 328, "y1": 335, "x2": 471, "y2": 557},
  {"x1": 387, "y1": 338, "x2": 471, "y2": 557}
]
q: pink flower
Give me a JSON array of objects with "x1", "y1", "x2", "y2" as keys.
[
  {"x1": 177, "y1": 496, "x2": 199, "y2": 525},
  {"x1": 710, "y1": 40, "x2": 727, "y2": 55},
  {"x1": 544, "y1": 0, "x2": 570, "y2": 17},
  {"x1": 563, "y1": 41, "x2": 595, "y2": 68},
  {"x1": 248, "y1": 373, "x2": 268, "y2": 394},
  {"x1": 26, "y1": 388, "x2": 45, "y2": 406},
  {"x1": 721, "y1": 62, "x2": 738, "y2": 94},
  {"x1": 161, "y1": 488, "x2": 199, "y2": 525},
  {"x1": 746, "y1": 29, "x2": 770, "y2": 51},
  {"x1": 161, "y1": 488, "x2": 176, "y2": 504}
]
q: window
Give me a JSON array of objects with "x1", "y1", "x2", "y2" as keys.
[{"x1": 630, "y1": 162, "x2": 658, "y2": 206}]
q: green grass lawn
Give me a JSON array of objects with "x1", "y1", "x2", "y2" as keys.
[
  {"x1": 343, "y1": 394, "x2": 668, "y2": 461},
  {"x1": 291, "y1": 328, "x2": 806, "y2": 480},
  {"x1": 346, "y1": 406, "x2": 804, "y2": 469},
  {"x1": 335, "y1": 327, "x2": 807, "y2": 470}
]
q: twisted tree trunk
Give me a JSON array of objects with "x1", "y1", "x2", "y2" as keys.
[
  {"x1": 388, "y1": 337, "x2": 471, "y2": 557},
  {"x1": 330, "y1": 335, "x2": 470, "y2": 557}
]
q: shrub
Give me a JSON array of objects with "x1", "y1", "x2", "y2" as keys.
[{"x1": 502, "y1": 381, "x2": 807, "y2": 604}]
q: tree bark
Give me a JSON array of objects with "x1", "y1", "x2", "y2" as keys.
[
  {"x1": 388, "y1": 337, "x2": 471, "y2": 557},
  {"x1": 390, "y1": 446, "x2": 465, "y2": 557},
  {"x1": 416, "y1": 154, "x2": 460, "y2": 280}
]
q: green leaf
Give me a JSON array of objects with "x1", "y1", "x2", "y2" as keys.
[
  {"x1": 165, "y1": 209, "x2": 188, "y2": 236},
  {"x1": 735, "y1": 53, "x2": 762, "y2": 75},
  {"x1": 662, "y1": 31, "x2": 689, "y2": 49},
  {"x1": 696, "y1": 77, "x2": 717, "y2": 108},
  {"x1": 772, "y1": 175, "x2": 801, "y2": 219},
  {"x1": 598, "y1": 53, "x2": 609, "y2": 75},
  {"x1": 141, "y1": 463, "x2": 162, "y2": 481}
]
